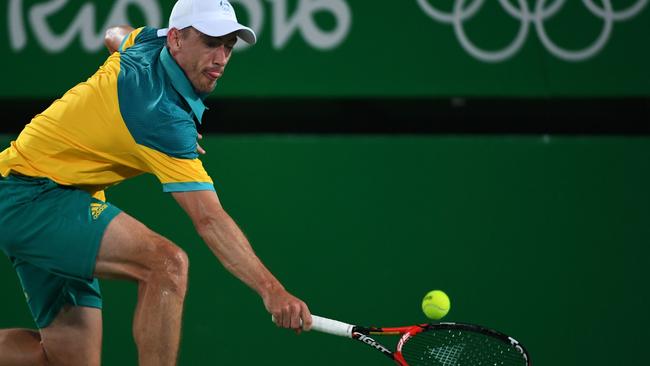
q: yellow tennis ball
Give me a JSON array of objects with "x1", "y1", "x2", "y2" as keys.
[{"x1": 421, "y1": 290, "x2": 450, "y2": 320}]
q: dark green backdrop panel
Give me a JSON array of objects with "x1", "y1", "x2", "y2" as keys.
[
  {"x1": 1, "y1": 134, "x2": 649, "y2": 365},
  {"x1": 1, "y1": 0, "x2": 649, "y2": 97}
]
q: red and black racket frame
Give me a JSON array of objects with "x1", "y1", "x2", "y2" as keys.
[{"x1": 350, "y1": 322, "x2": 531, "y2": 366}]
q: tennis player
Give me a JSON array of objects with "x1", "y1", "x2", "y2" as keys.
[{"x1": 0, "y1": 1, "x2": 311, "y2": 365}]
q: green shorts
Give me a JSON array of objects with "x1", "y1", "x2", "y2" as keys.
[{"x1": 0, "y1": 174, "x2": 121, "y2": 328}]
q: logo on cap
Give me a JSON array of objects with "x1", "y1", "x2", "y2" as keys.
[{"x1": 219, "y1": 0, "x2": 233, "y2": 14}]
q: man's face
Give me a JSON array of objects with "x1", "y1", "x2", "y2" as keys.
[{"x1": 168, "y1": 27, "x2": 237, "y2": 94}]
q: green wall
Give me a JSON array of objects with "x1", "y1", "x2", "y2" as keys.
[
  {"x1": 2, "y1": 1, "x2": 649, "y2": 97},
  {"x1": 1, "y1": 134, "x2": 649, "y2": 365}
]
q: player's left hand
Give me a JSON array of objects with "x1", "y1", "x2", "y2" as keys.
[{"x1": 197, "y1": 133, "x2": 206, "y2": 155}]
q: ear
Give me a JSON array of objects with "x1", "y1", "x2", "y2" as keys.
[{"x1": 167, "y1": 28, "x2": 182, "y2": 53}]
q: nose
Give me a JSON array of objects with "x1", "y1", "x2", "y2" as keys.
[{"x1": 213, "y1": 45, "x2": 228, "y2": 65}]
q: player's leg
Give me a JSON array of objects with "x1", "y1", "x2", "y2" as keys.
[
  {"x1": 94, "y1": 212, "x2": 189, "y2": 366},
  {"x1": 0, "y1": 262, "x2": 103, "y2": 366},
  {"x1": 0, "y1": 312, "x2": 102, "y2": 366},
  {"x1": 0, "y1": 176, "x2": 112, "y2": 365},
  {"x1": 0, "y1": 177, "x2": 44, "y2": 365},
  {"x1": 0, "y1": 175, "x2": 186, "y2": 365},
  {"x1": 0, "y1": 257, "x2": 105, "y2": 366},
  {"x1": 0, "y1": 328, "x2": 46, "y2": 366},
  {"x1": 0, "y1": 305, "x2": 102, "y2": 366},
  {"x1": 39, "y1": 305, "x2": 102, "y2": 366}
]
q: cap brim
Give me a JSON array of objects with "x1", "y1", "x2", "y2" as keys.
[{"x1": 193, "y1": 20, "x2": 257, "y2": 45}]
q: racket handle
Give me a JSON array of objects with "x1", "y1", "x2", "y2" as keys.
[
  {"x1": 311, "y1": 315, "x2": 354, "y2": 338},
  {"x1": 271, "y1": 314, "x2": 354, "y2": 338}
]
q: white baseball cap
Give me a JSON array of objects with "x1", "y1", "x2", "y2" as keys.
[{"x1": 157, "y1": 0, "x2": 256, "y2": 45}]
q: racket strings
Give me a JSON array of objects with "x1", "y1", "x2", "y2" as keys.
[{"x1": 401, "y1": 329, "x2": 527, "y2": 366}]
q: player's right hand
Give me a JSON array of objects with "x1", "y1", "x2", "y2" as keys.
[{"x1": 265, "y1": 288, "x2": 312, "y2": 334}]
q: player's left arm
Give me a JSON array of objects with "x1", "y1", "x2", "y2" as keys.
[
  {"x1": 172, "y1": 189, "x2": 312, "y2": 331},
  {"x1": 104, "y1": 25, "x2": 135, "y2": 53}
]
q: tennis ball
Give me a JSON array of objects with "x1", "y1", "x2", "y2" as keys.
[{"x1": 421, "y1": 290, "x2": 450, "y2": 320}]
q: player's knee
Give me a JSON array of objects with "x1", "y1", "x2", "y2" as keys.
[
  {"x1": 148, "y1": 239, "x2": 189, "y2": 295},
  {"x1": 163, "y1": 244, "x2": 189, "y2": 281}
]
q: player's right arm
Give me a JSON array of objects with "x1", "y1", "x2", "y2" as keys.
[
  {"x1": 172, "y1": 189, "x2": 313, "y2": 332},
  {"x1": 104, "y1": 25, "x2": 135, "y2": 53}
]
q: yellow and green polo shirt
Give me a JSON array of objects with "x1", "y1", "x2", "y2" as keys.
[{"x1": 0, "y1": 27, "x2": 214, "y2": 199}]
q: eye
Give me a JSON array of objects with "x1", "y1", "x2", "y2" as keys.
[{"x1": 205, "y1": 40, "x2": 222, "y2": 48}]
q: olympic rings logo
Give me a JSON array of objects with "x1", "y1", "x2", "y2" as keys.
[{"x1": 416, "y1": 0, "x2": 648, "y2": 62}]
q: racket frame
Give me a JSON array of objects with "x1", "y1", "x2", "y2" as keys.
[{"x1": 310, "y1": 315, "x2": 531, "y2": 366}]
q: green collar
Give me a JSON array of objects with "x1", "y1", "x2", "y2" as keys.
[{"x1": 160, "y1": 47, "x2": 207, "y2": 124}]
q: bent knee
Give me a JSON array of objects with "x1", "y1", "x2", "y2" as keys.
[
  {"x1": 156, "y1": 239, "x2": 189, "y2": 278},
  {"x1": 143, "y1": 237, "x2": 189, "y2": 293}
]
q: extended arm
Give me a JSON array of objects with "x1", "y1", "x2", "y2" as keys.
[
  {"x1": 172, "y1": 190, "x2": 312, "y2": 331},
  {"x1": 104, "y1": 25, "x2": 135, "y2": 53}
]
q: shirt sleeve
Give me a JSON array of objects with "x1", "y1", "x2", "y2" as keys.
[
  {"x1": 137, "y1": 144, "x2": 215, "y2": 193},
  {"x1": 119, "y1": 27, "x2": 143, "y2": 52},
  {"x1": 119, "y1": 26, "x2": 158, "y2": 52}
]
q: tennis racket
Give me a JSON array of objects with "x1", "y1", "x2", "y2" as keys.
[{"x1": 277, "y1": 315, "x2": 531, "y2": 366}]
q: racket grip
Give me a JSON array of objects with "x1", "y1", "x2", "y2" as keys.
[
  {"x1": 271, "y1": 314, "x2": 354, "y2": 338},
  {"x1": 311, "y1": 315, "x2": 354, "y2": 338}
]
